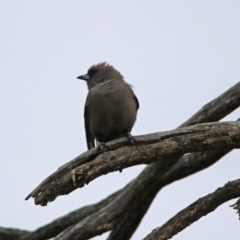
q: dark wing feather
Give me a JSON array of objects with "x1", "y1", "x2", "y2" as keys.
[
  {"x1": 84, "y1": 105, "x2": 95, "y2": 150},
  {"x1": 133, "y1": 94, "x2": 139, "y2": 110}
]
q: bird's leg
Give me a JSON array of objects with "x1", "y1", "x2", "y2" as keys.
[
  {"x1": 96, "y1": 140, "x2": 108, "y2": 151},
  {"x1": 118, "y1": 132, "x2": 136, "y2": 173},
  {"x1": 126, "y1": 132, "x2": 136, "y2": 145}
]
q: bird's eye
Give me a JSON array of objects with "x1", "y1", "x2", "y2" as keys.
[{"x1": 88, "y1": 68, "x2": 97, "y2": 77}]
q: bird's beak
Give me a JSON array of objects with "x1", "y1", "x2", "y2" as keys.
[{"x1": 77, "y1": 74, "x2": 90, "y2": 81}]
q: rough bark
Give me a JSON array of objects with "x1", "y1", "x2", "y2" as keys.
[
  {"x1": 16, "y1": 82, "x2": 240, "y2": 240},
  {"x1": 22, "y1": 190, "x2": 120, "y2": 240},
  {"x1": 29, "y1": 122, "x2": 240, "y2": 207},
  {"x1": 0, "y1": 227, "x2": 30, "y2": 240},
  {"x1": 143, "y1": 178, "x2": 240, "y2": 240},
  {"x1": 108, "y1": 81, "x2": 240, "y2": 239},
  {"x1": 107, "y1": 149, "x2": 232, "y2": 240},
  {"x1": 0, "y1": 83, "x2": 233, "y2": 240},
  {"x1": 25, "y1": 82, "x2": 240, "y2": 204}
]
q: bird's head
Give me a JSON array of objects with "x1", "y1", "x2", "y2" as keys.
[{"x1": 77, "y1": 62, "x2": 124, "y2": 89}]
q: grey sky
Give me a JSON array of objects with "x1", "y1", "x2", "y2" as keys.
[{"x1": 0, "y1": 1, "x2": 240, "y2": 239}]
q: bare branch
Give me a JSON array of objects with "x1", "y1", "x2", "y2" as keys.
[
  {"x1": 77, "y1": 81, "x2": 240, "y2": 240},
  {"x1": 107, "y1": 149, "x2": 232, "y2": 240},
  {"x1": 21, "y1": 149, "x2": 233, "y2": 240},
  {"x1": 20, "y1": 82, "x2": 240, "y2": 239},
  {"x1": 179, "y1": 82, "x2": 240, "y2": 127},
  {"x1": 25, "y1": 82, "x2": 240, "y2": 204},
  {"x1": 143, "y1": 178, "x2": 240, "y2": 240},
  {"x1": 30, "y1": 121, "x2": 240, "y2": 206},
  {"x1": 51, "y1": 122, "x2": 240, "y2": 239},
  {"x1": 20, "y1": 150, "x2": 233, "y2": 240},
  {"x1": 22, "y1": 191, "x2": 121, "y2": 240},
  {"x1": 108, "y1": 80, "x2": 240, "y2": 239},
  {"x1": 0, "y1": 227, "x2": 30, "y2": 240}
]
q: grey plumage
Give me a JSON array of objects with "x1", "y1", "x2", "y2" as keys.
[{"x1": 77, "y1": 62, "x2": 139, "y2": 150}]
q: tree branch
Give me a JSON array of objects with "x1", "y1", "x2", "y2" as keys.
[
  {"x1": 107, "y1": 80, "x2": 240, "y2": 239},
  {"x1": 0, "y1": 227, "x2": 30, "y2": 240},
  {"x1": 22, "y1": 150, "x2": 233, "y2": 240},
  {"x1": 107, "y1": 149, "x2": 232, "y2": 240},
  {"x1": 143, "y1": 178, "x2": 240, "y2": 240},
  {"x1": 20, "y1": 82, "x2": 240, "y2": 239},
  {"x1": 25, "y1": 82, "x2": 240, "y2": 204},
  {"x1": 52, "y1": 152, "x2": 188, "y2": 240},
  {"x1": 179, "y1": 82, "x2": 240, "y2": 127},
  {"x1": 52, "y1": 121, "x2": 240, "y2": 239},
  {"x1": 30, "y1": 121, "x2": 240, "y2": 206},
  {"x1": 22, "y1": 190, "x2": 121, "y2": 240}
]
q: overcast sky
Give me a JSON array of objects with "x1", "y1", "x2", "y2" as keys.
[{"x1": 1, "y1": 1, "x2": 240, "y2": 239}]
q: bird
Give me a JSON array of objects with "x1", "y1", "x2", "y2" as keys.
[{"x1": 77, "y1": 62, "x2": 139, "y2": 150}]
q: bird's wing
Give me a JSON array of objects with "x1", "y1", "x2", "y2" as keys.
[
  {"x1": 84, "y1": 105, "x2": 95, "y2": 150},
  {"x1": 133, "y1": 93, "x2": 140, "y2": 110}
]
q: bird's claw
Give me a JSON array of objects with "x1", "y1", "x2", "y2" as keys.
[
  {"x1": 97, "y1": 142, "x2": 108, "y2": 151},
  {"x1": 127, "y1": 132, "x2": 136, "y2": 145}
]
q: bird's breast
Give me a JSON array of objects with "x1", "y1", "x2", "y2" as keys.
[{"x1": 86, "y1": 83, "x2": 137, "y2": 142}]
